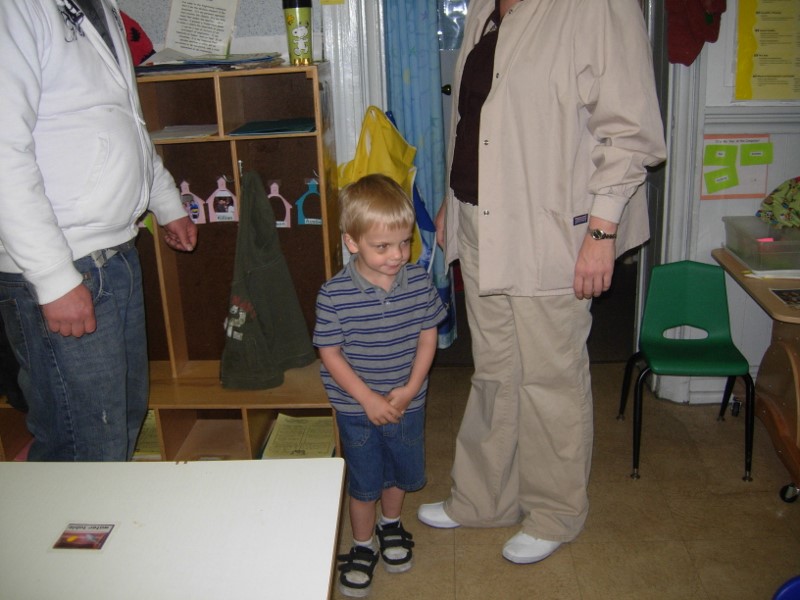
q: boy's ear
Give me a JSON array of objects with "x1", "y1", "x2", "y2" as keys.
[{"x1": 343, "y1": 233, "x2": 359, "y2": 254}]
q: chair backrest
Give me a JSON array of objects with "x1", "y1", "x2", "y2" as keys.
[{"x1": 639, "y1": 260, "x2": 733, "y2": 345}]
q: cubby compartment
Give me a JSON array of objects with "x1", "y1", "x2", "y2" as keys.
[
  {"x1": 218, "y1": 71, "x2": 316, "y2": 133},
  {"x1": 157, "y1": 408, "x2": 249, "y2": 461},
  {"x1": 172, "y1": 222, "x2": 238, "y2": 361},
  {"x1": 246, "y1": 407, "x2": 336, "y2": 459},
  {"x1": 138, "y1": 76, "x2": 219, "y2": 137}
]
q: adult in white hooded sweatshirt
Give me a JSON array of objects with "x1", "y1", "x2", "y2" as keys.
[{"x1": 0, "y1": 0, "x2": 197, "y2": 461}]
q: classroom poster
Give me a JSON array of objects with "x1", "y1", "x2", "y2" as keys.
[
  {"x1": 701, "y1": 134, "x2": 772, "y2": 200},
  {"x1": 735, "y1": 0, "x2": 800, "y2": 101}
]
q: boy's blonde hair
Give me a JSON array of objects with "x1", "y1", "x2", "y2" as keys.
[{"x1": 339, "y1": 173, "x2": 415, "y2": 240}]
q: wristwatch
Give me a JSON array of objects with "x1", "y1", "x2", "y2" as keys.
[{"x1": 588, "y1": 229, "x2": 617, "y2": 240}]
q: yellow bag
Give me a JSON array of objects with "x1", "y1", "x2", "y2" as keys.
[{"x1": 338, "y1": 106, "x2": 424, "y2": 262}]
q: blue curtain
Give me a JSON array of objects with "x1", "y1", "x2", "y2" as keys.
[{"x1": 384, "y1": 0, "x2": 456, "y2": 348}]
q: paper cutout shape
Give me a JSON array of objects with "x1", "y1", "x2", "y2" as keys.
[
  {"x1": 267, "y1": 181, "x2": 292, "y2": 228},
  {"x1": 740, "y1": 143, "x2": 773, "y2": 166},
  {"x1": 180, "y1": 180, "x2": 207, "y2": 224},
  {"x1": 296, "y1": 178, "x2": 322, "y2": 225},
  {"x1": 704, "y1": 166, "x2": 739, "y2": 194},
  {"x1": 207, "y1": 176, "x2": 238, "y2": 223},
  {"x1": 703, "y1": 144, "x2": 737, "y2": 167}
]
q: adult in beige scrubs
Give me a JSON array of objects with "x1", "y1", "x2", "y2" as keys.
[{"x1": 417, "y1": 0, "x2": 666, "y2": 563}]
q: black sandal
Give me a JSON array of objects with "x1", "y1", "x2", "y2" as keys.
[
  {"x1": 337, "y1": 545, "x2": 379, "y2": 598},
  {"x1": 376, "y1": 521, "x2": 415, "y2": 573}
]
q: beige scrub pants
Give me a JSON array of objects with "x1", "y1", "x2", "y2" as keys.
[{"x1": 444, "y1": 201, "x2": 593, "y2": 543}]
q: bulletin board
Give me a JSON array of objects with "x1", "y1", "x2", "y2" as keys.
[{"x1": 701, "y1": 133, "x2": 772, "y2": 200}]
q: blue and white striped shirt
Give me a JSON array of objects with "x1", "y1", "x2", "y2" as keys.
[{"x1": 313, "y1": 260, "x2": 446, "y2": 415}]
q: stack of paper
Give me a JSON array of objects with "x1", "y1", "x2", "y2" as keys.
[
  {"x1": 228, "y1": 118, "x2": 316, "y2": 136},
  {"x1": 132, "y1": 410, "x2": 161, "y2": 461},
  {"x1": 136, "y1": 0, "x2": 282, "y2": 74},
  {"x1": 261, "y1": 413, "x2": 335, "y2": 459}
]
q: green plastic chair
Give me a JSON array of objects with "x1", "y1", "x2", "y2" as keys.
[{"x1": 617, "y1": 260, "x2": 755, "y2": 481}]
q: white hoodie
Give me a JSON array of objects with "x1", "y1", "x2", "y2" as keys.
[{"x1": 0, "y1": 0, "x2": 186, "y2": 304}]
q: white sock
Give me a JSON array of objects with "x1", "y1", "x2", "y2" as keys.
[
  {"x1": 379, "y1": 516, "x2": 400, "y2": 527},
  {"x1": 354, "y1": 536, "x2": 375, "y2": 551}
]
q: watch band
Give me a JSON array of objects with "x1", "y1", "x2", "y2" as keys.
[{"x1": 589, "y1": 229, "x2": 617, "y2": 240}]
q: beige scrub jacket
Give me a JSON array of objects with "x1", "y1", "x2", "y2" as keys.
[{"x1": 442, "y1": 0, "x2": 668, "y2": 297}]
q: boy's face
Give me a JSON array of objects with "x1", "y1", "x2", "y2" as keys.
[{"x1": 344, "y1": 223, "x2": 413, "y2": 290}]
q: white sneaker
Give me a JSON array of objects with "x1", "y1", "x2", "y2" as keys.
[
  {"x1": 501, "y1": 532, "x2": 561, "y2": 564},
  {"x1": 417, "y1": 501, "x2": 461, "y2": 529}
]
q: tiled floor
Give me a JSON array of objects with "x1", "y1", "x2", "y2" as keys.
[{"x1": 332, "y1": 363, "x2": 800, "y2": 600}]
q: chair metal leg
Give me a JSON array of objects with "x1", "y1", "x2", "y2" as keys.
[
  {"x1": 742, "y1": 373, "x2": 755, "y2": 482},
  {"x1": 618, "y1": 351, "x2": 642, "y2": 420},
  {"x1": 631, "y1": 366, "x2": 651, "y2": 479},
  {"x1": 718, "y1": 376, "x2": 736, "y2": 421}
]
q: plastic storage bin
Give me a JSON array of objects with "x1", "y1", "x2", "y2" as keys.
[{"x1": 723, "y1": 216, "x2": 800, "y2": 271}]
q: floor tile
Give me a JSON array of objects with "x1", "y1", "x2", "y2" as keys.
[
  {"x1": 687, "y1": 537, "x2": 800, "y2": 600},
  {"x1": 456, "y1": 543, "x2": 581, "y2": 600},
  {"x1": 571, "y1": 541, "x2": 710, "y2": 600}
]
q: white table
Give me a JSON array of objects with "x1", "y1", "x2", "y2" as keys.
[{"x1": 0, "y1": 458, "x2": 344, "y2": 600}]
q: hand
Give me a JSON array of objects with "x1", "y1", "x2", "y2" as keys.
[
  {"x1": 41, "y1": 283, "x2": 96, "y2": 337},
  {"x1": 386, "y1": 386, "x2": 413, "y2": 415},
  {"x1": 362, "y1": 393, "x2": 403, "y2": 426},
  {"x1": 573, "y1": 225, "x2": 616, "y2": 300},
  {"x1": 162, "y1": 216, "x2": 197, "y2": 252}
]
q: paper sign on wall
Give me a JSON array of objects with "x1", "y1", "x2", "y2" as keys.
[
  {"x1": 735, "y1": 0, "x2": 800, "y2": 101},
  {"x1": 701, "y1": 134, "x2": 772, "y2": 200}
]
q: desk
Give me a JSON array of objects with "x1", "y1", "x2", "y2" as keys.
[
  {"x1": 0, "y1": 458, "x2": 344, "y2": 599},
  {"x1": 713, "y1": 248, "x2": 800, "y2": 495}
]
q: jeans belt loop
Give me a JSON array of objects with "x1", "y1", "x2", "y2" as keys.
[{"x1": 89, "y1": 239, "x2": 136, "y2": 268}]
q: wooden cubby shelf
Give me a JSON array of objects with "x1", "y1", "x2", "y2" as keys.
[{"x1": 140, "y1": 64, "x2": 341, "y2": 461}]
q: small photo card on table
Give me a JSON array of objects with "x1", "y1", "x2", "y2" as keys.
[{"x1": 53, "y1": 523, "x2": 115, "y2": 550}]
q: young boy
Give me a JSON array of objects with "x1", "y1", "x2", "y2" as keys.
[{"x1": 314, "y1": 174, "x2": 446, "y2": 597}]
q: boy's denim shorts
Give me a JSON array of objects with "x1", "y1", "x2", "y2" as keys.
[{"x1": 336, "y1": 407, "x2": 426, "y2": 502}]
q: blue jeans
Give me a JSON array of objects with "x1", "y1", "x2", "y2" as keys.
[
  {"x1": 0, "y1": 244, "x2": 149, "y2": 461},
  {"x1": 336, "y1": 408, "x2": 427, "y2": 502}
]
